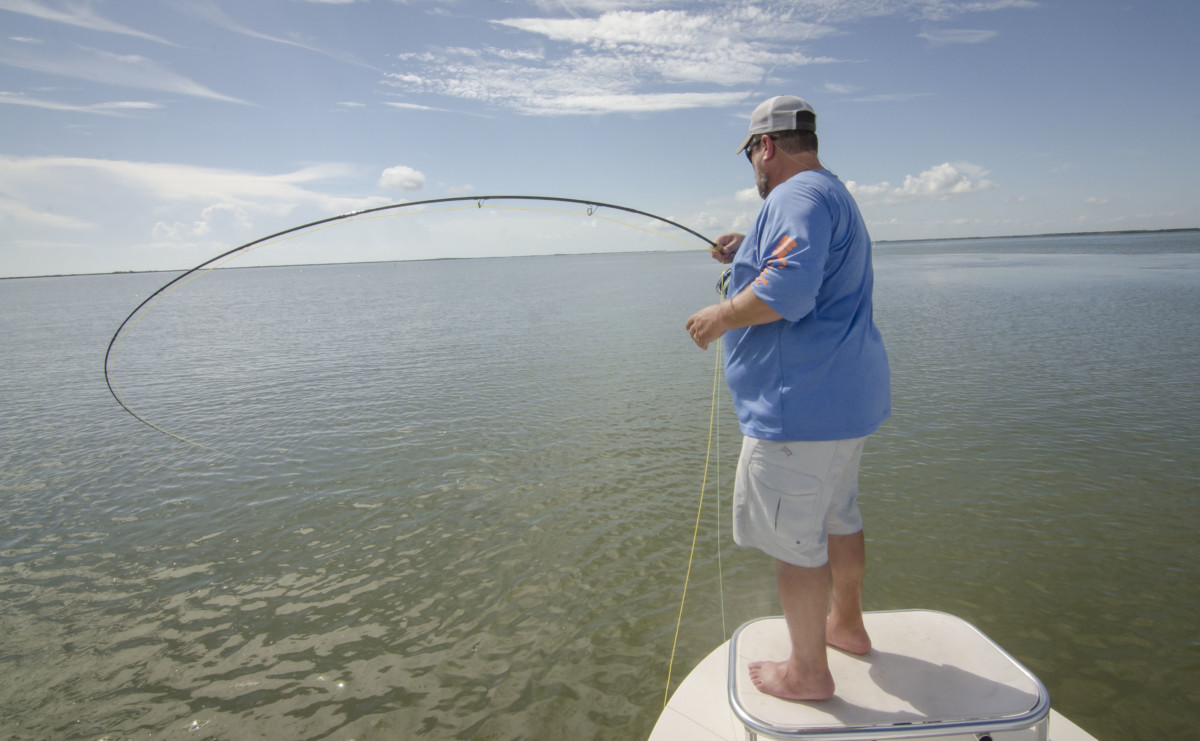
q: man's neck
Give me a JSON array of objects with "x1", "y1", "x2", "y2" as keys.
[{"x1": 768, "y1": 152, "x2": 824, "y2": 193}]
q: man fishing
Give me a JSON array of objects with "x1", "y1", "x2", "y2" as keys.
[{"x1": 686, "y1": 95, "x2": 891, "y2": 701}]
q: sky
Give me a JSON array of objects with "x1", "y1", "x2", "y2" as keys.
[{"x1": 1, "y1": 0, "x2": 1197, "y2": 278}]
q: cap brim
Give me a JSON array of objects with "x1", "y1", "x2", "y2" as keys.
[{"x1": 735, "y1": 133, "x2": 754, "y2": 155}]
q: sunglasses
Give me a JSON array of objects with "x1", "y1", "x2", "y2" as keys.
[{"x1": 745, "y1": 134, "x2": 769, "y2": 164}]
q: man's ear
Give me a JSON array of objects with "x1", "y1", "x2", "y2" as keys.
[{"x1": 760, "y1": 135, "x2": 776, "y2": 161}]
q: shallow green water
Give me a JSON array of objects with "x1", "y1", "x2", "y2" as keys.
[{"x1": 1, "y1": 233, "x2": 1197, "y2": 739}]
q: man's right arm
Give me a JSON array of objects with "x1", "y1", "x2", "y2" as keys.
[{"x1": 712, "y1": 233, "x2": 744, "y2": 264}]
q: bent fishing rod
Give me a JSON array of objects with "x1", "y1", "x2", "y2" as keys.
[{"x1": 104, "y1": 194, "x2": 719, "y2": 445}]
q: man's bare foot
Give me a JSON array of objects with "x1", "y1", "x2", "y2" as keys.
[
  {"x1": 748, "y1": 660, "x2": 835, "y2": 701},
  {"x1": 826, "y1": 620, "x2": 871, "y2": 655}
]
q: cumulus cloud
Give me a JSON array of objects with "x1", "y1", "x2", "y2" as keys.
[
  {"x1": 378, "y1": 165, "x2": 426, "y2": 191},
  {"x1": 846, "y1": 162, "x2": 997, "y2": 205},
  {"x1": 152, "y1": 203, "x2": 254, "y2": 242}
]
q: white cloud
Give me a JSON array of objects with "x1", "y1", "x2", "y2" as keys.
[
  {"x1": 385, "y1": 7, "x2": 839, "y2": 116},
  {"x1": 823, "y1": 82, "x2": 862, "y2": 95},
  {"x1": 850, "y1": 92, "x2": 937, "y2": 103},
  {"x1": 919, "y1": 28, "x2": 999, "y2": 44},
  {"x1": 495, "y1": 9, "x2": 834, "y2": 47},
  {"x1": 152, "y1": 203, "x2": 253, "y2": 242},
  {"x1": 383, "y1": 101, "x2": 449, "y2": 112},
  {"x1": 0, "y1": 155, "x2": 389, "y2": 230},
  {"x1": 912, "y1": 0, "x2": 1038, "y2": 22},
  {"x1": 0, "y1": 0, "x2": 172, "y2": 44},
  {"x1": 176, "y1": 2, "x2": 380, "y2": 71},
  {"x1": 379, "y1": 2, "x2": 1038, "y2": 116},
  {"x1": 0, "y1": 192, "x2": 93, "y2": 229},
  {"x1": 378, "y1": 165, "x2": 426, "y2": 191},
  {"x1": 517, "y1": 91, "x2": 749, "y2": 116},
  {"x1": 846, "y1": 162, "x2": 997, "y2": 205},
  {"x1": 0, "y1": 42, "x2": 251, "y2": 104},
  {"x1": 0, "y1": 90, "x2": 162, "y2": 115},
  {"x1": 520, "y1": 0, "x2": 1039, "y2": 23}
]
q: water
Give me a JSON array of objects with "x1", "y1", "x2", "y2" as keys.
[{"x1": 1, "y1": 231, "x2": 1197, "y2": 739}]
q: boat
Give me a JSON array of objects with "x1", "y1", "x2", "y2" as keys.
[{"x1": 650, "y1": 609, "x2": 1099, "y2": 740}]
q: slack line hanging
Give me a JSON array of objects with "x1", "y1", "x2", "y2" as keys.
[{"x1": 104, "y1": 194, "x2": 719, "y2": 448}]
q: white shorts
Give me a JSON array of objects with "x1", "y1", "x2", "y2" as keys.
[{"x1": 732, "y1": 436, "x2": 866, "y2": 567}]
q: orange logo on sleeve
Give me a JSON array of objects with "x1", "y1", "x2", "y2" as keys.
[{"x1": 753, "y1": 235, "x2": 798, "y2": 288}]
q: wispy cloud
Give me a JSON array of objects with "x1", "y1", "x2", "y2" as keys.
[
  {"x1": 0, "y1": 0, "x2": 173, "y2": 44},
  {"x1": 846, "y1": 162, "x2": 997, "y2": 204},
  {"x1": 910, "y1": 0, "x2": 1038, "y2": 22},
  {"x1": 383, "y1": 101, "x2": 450, "y2": 112},
  {"x1": 850, "y1": 92, "x2": 937, "y2": 103},
  {"x1": 0, "y1": 155, "x2": 390, "y2": 234},
  {"x1": 0, "y1": 191, "x2": 93, "y2": 229},
  {"x1": 919, "y1": 28, "x2": 999, "y2": 44},
  {"x1": 0, "y1": 90, "x2": 162, "y2": 115},
  {"x1": 822, "y1": 82, "x2": 862, "y2": 95},
  {"x1": 0, "y1": 41, "x2": 251, "y2": 103},
  {"x1": 176, "y1": 1, "x2": 381, "y2": 71}
]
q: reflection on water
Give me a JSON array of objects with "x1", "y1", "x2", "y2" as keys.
[{"x1": 1, "y1": 234, "x2": 1198, "y2": 739}]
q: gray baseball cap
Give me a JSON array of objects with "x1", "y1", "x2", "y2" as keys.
[{"x1": 735, "y1": 95, "x2": 817, "y2": 154}]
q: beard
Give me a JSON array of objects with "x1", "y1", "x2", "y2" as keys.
[{"x1": 755, "y1": 165, "x2": 769, "y2": 199}]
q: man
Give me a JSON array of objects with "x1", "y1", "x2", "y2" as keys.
[{"x1": 686, "y1": 95, "x2": 890, "y2": 701}]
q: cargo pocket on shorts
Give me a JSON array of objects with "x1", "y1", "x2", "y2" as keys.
[{"x1": 748, "y1": 458, "x2": 823, "y2": 543}]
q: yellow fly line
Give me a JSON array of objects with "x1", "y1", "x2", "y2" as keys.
[{"x1": 663, "y1": 334, "x2": 727, "y2": 710}]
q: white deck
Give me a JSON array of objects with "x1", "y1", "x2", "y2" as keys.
[{"x1": 650, "y1": 610, "x2": 1099, "y2": 741}]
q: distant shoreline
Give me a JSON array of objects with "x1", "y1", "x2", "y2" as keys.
[
  {"x1": 874, "y1": 226, "x2": 1199, "y2": 245},
  {"x1": 3, "y1": 227, "x2": 1197, "y2": 281}
]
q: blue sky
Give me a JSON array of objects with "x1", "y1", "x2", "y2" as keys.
[{"x1": 1, "y1": 0, "x2": 1196, "y2": 278}]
